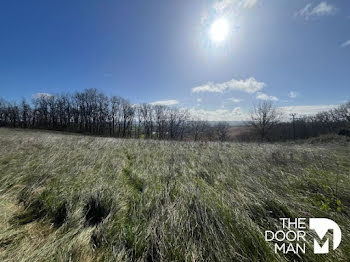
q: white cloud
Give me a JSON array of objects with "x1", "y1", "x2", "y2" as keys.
[
  {"x1": 214, "y1": 0, "x2": 258, "y2": 13},
  {"x1": 288, "y1": 91, "x2": 298, "y2": 98},
  {"x1": 241, "y1": 0, "x2": 258, "y2": 8},
  {"x1": 213, "y1": 0, "x2": 233, "y2": 13},
  {"x1": 197, "y1": 98, "x2": 202, "y2": 103},
  {"x1": 150, "y1": 100, "x2": 179, "y2": 106},
  {"x1": 188, "y1": 107, "x2": 248, "y2": 121},
  {"x1": 295, "y1": 2, "x2": 336, "y2": 19},
  {"x1": 341, "y1": 40, "x2": 350, "y2": 48},
  {"x1": 192, "y1": 77, "x2": 265, "y2": 94},
  {"x1": 32, "y1": 93, "x2": 53, "y2": 99},
  {"x1": 227, "y1": 97, "x2": 242, "y2": 103},
  {"x1": 278, "y1": 104, "x2": 338, "y2": 117},
  {"x1": 295, "y1": 3, "x2": 313, "y2": 18},
  {"x1": 312, "y1": 2, "x2": 336, "y2": 16},
  {"x1": 256, "y1": 92, "x2": 278, "y2": 101}
]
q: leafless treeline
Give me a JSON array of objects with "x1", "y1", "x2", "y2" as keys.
[
  {"x1": 0, "y1": 89, "x2": 195, "y2": 140},
  {"x1": 1, "y1": 89, "x2": 349, "y2": 142},
  {"x1": 0, "y1": 89, "x2": 229, "y2": 141},
  {"x1": 272, "y1": 102, "x2": 350, "y2": 140},
  {"x1": 243, "y1": 101, "x2": 350, "y2": 141}
]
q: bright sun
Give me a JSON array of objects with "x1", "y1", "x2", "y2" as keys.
[{"x1": 209, "y1": 18, "x2": 229, "y2": 43}]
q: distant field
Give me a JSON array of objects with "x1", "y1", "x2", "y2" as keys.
[
  {"x1": 228, "y1": 125, "x2": 249, "y2": 138},
  {"x1": 0, "y1": 128, "x2": 349, "y2": 261}
]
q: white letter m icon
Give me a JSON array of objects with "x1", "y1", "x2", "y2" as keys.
[{"x1": 309, "y1": 218, "x2": 342, "y2": 254}]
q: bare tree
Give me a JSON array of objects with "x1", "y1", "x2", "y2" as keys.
[
  {"x1": 110, "y1": 96, "x2": 123, "y2": 136},
  {"x1": 335, "y1": 102, "x2": 350, "y2": 122},
  {"x1": 315, "y1": 111, "x2": 333, "y2": 133},
  {"x1": 47, "y1": 95, "x2": 56, "y2": 129},
  {"x1": 140, "y1": 103, "x2": 154, "y2": 138},
  {"x1": 168, "y1": 108, "x2": 189, "y2": 140},
  {"x1": 249, "y1": 101, "x2": 282, "y2": 141},
  {"x1": 20, "y1": 99, "x2": 31, "y2": 128},
  {"x1": 215, "y1": 121, "x2": 230, "y2": 142},
  {"x1": 189, "y1": 120, "x2": 210, "y2": 141},
  {"x1": 154, "y1": 105, "x2": 168, "y2": 139},
  {"x1": 0, "y1": 98, "x2": 8, "y2": 126},
  {"x1": 121, "y1": 99, "x2": 135, "y2": 137}
]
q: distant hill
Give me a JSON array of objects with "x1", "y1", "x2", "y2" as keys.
[{"x1": 208, "y1": 121, "x2": 245, "y2": 126}]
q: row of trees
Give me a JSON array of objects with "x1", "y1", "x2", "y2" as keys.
[
  {"x1": 1, "y1": 89, "x2": 349, "y2": 142},
  {"x1": 241, "y1": 101, "x2": 350, "y2": 142},
  {"x1": 274, "y1": 102, "x2": 350, "y2": 140},
  {"x1": 0, "y1": 89, "x2": 232, "y2": 141}
]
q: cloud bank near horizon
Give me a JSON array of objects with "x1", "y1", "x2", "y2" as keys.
[
  {"x1": 192, "y1": 77, "x2": 265, "y2": 94},
  {"x1": 150, "y1": 99, "x2": 179, "y2": 106},
  {"x1": 186, "y1": 104, "x2": 338, "y2": 122}
]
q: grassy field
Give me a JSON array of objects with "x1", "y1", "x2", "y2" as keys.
[{"x1": 0, "y1": 128, "x2": 349, "y2": 261}]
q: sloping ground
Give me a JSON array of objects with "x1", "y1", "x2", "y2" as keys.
[{"x1": 0, "y1": 128, "x2": 349, "y2": 262}]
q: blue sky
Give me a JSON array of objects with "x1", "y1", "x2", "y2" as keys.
[{"x1": 0, "y1": 0, "x2": 349, "y2": 121}]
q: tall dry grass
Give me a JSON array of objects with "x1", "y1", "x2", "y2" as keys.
[{"x1": 0, "y1": 128, "x2": 349, "y2": 261}]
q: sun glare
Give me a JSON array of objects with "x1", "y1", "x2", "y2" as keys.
[{"x1": 209, "y1": 18, "x2": 229, "y2": 43}]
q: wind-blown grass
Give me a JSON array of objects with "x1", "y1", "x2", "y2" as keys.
[{"x1": 0, "y1": 128, "x2": 349, "y2": 261}]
